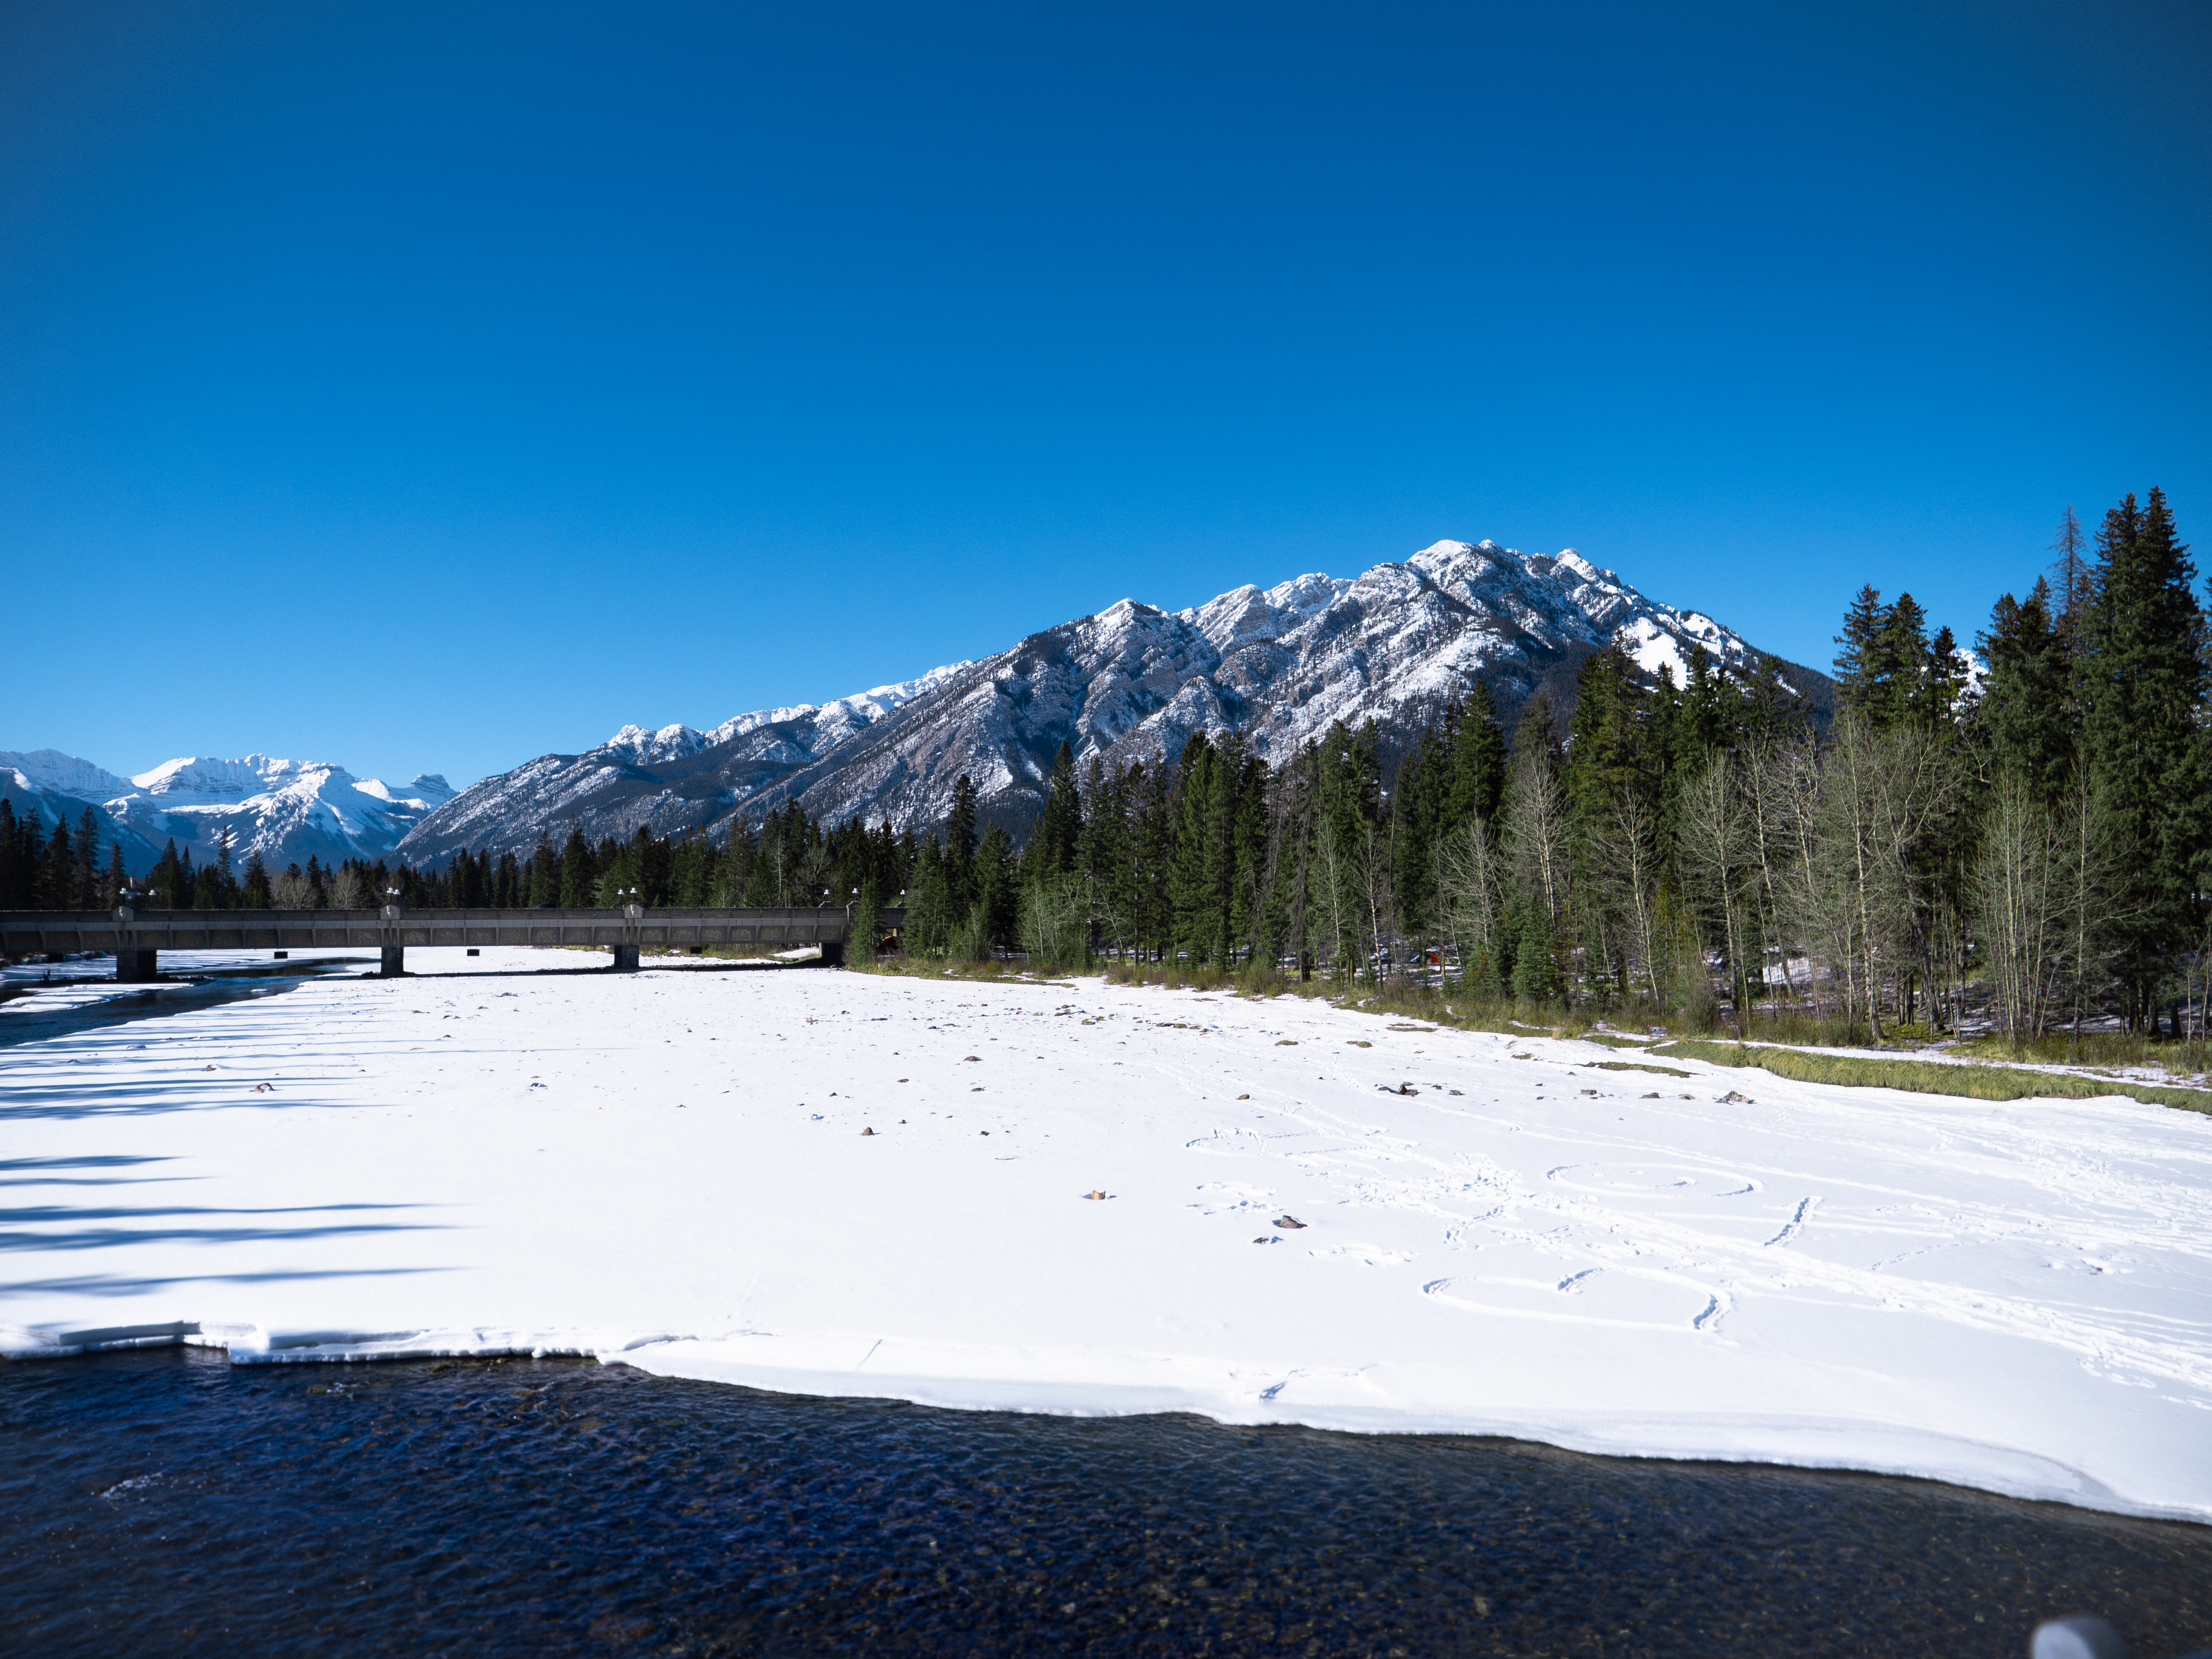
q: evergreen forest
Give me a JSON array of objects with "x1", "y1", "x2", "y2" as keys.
[{"x1": 5, "y1": 491, "x2": 2204, "y2": 1046}]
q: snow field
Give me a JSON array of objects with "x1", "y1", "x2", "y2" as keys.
[{"x1": 3, "y1": 950, "x2": 2209, "y2": 1522}]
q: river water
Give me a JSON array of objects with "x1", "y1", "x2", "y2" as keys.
[{"x1": 4, "y1": 1348, "x2": 2208, "y2": 1657}]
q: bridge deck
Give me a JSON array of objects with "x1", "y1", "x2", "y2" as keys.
[{"x1": 0, "y1": 907, "x2": 904, "y2": 978}]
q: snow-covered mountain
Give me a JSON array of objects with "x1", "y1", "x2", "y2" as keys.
[
  {"x1": 0, "y1": 748, "x2": 452, "y2": 875},
  {"x1": 396, "y1": 665, "x2": 969, "y2": 864},
  {"x1": 397, "y1": 539, "x2": 1831, "y2": 862}
]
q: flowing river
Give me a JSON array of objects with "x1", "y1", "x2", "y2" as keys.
[{"x1": 5, "y1": 1348, "x2": 2208, "y2": 1656}]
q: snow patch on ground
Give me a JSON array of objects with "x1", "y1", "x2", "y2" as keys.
[{"x1": 3, "y1": 960, "x2": 2208, "y2": 1522}]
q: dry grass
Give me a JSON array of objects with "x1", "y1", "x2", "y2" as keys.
[
  {"x1": 1648, "y1": 1039, "x2": 2212, "y2": 1115},
  {"x1": 853, "y1": 955, "x2": 2212, "y2": 1115}
]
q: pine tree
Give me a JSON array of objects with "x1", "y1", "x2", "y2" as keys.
[
  {"x1": 1833, "y1": 584, "x2": 1890, "y2": 719},
  {"x1": 942, "y1": 775, "x2": 979, "y2": 922},
  {"x1": 2048, "y1": 504, "x2": 2095, "y2": 670},
  {"x1": 526, "y1": 833, "x2": 558, "y2": 905},
  {"x1": 1036, "y1": 742, "x2": 1083, "y2": 876},
  {"x1": 1390, "y1": 724, "x2": 1447, "y2": 938},
  {"x1": 1228, "y1": 743, "x2": 1269, "y2": 961},
  {"x1": 1170, "y1": 734, "x2": 1219, "y2": 960},
  {"x1": 907, "y1": 835, "x2": 948, "y2": 953},
  {"x1": 1977, "y1": 577, "x2": 2073, "y2": 805},
  {"x1": 74, "y1": 808, "x2": 100, "y2": 909},
  {"x1": 0, "y1": 799, "x2": 20, "y2": 908},
  {"x1": 1446, "y1": 684, "x2": 1508, "y2": 829},
  {"x1": 1135, "y1": 757, "x2": 1177, "y2": 958},
  {"x1": 213, "y1": 827, "x2": 236, "y2": 908},
  {"x1": 150, "y1": 840, "x2": 183, "y2": 908},
  {"x1": 558, "y1": 824, "x2": 595, "y2": 907},
  {"x1": 1510, "y1": 889, "x2": 1560, "y2": 1004},
  {"x1": 850, "y1": 885, "x2": 880, "y2": 963},
  {"x1": 2083, "y1": 488, "x2": 2207, "y2": 1026},
  {"x1": 38, "y1": 815, "x2": 73, "y2": 908},
  {"x1": 975, "y1": 824, "x2": 1017, "y2": 949},
  {"x1": 1880, "y1": 594, "x2": 1931, "y2": 730},
  {"x1": 1565, "y1": 646, "x2": 1650, "y2": 829}
]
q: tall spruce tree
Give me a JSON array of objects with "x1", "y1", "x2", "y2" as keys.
[
  {"x1": 1977, "y1": 577, "x2": 2074, "y2": 805},
  {"x1": 942, "y1": 775, "x2": 980, "y2": 923},
  {"x1": 38, "y1": 815, "x2": 73, "y2": 908},
  {"x1": 1169, "y1": 734, "x2": 1220, "y2": 960},
  {"x1": 73, "y1": 808, "x2": 99, "y2": 908},
  {"x1": 1446, "y1": 684, "x2": 1508, "y2": 829},
  {"x1": 975, "y1": 824, "x2": 1016, "y2": 948},
  {"x1": 1035, "y1": 742, "x2": 1083, "y2": 876},
  {"x1": 2083, "y1": 488, "x2": 2207, "y2": 1026},
  {"x1": 0, "y1": 800, "x2": 22, "y2": 908},
  {"x1": 1833, "y1": 585, "x2": 1891, "y2": 720},
  {"x1": 558, "y1": 825, "x2": 595, "y2": 907}
]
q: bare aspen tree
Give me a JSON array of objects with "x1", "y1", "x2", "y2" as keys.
[
  {"x1": 2051, "y1": 760, "x2": 2123, "y2": 1048},
  {"x1": 1311, "y1": 827, "x2": 1352, "y2": 982},
  {"x1": 327, "y1": 864, "x2": 367, "y2": 910},
  {"x1": 1435, "y1": 816, "x2": 1502, "y2": 991},
  {"x1": 1502, "y1": 750, "x2": 1569, "y2": 921},
  {"x1": 1358, "y1": 818, "x2": 1392, "y2": 985},
  {"x1": 1590, "y1": 791, "x2": 1665, "y2": 1005},
  {"x1": 1752, "y1": 741, "x2": 1828, "y2": 1016},
  {"x1": 1819, "y1": 716, "x2": 1892, "y2": 1036},
  {"x1": 1816, "y1": 715, "x2": 1965, "y2": 1039},
  {"x1": 1973, "y1": 769, "x2": 2062, "y2": 1039},
  {"x1": 1677, "y1": 751, "x2": 1756, "y2": 1028}
]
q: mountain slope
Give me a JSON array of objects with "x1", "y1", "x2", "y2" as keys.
[
  {"x1": 395, "y1": 664, "x2": 969, "y2": 864},
  {"x1": 2, "y1": 749, "x2": 452, "y2": 874},
  {"x1": 397, "y1": 539, "x2": 1831, "y2": 861}
]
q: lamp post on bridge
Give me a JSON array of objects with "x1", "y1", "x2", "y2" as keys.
[
  {"x1": 378, "y1": 884, "x2": 406, "y2": 978},
  {"x1": 613, "y1": 885, "x2": 643, "y2": 972},
  {"x1": 113, "y1": 885, "x2": 158, "y2": 984}
]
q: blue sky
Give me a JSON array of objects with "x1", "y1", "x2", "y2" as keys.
[{"x1": 4, "y1": 0, "x2": 2207, "y2": 789}]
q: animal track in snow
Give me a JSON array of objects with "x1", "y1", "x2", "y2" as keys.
[{"x1": 1547, "y1": 1163, "x2": 1760, "y2": 1200}]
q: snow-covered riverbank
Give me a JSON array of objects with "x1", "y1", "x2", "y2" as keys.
[{"x1": 5, "y1": 951, "x2": 2209, "y2": 1522}]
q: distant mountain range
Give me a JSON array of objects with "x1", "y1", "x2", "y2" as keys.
[
  {"x1": 0, "y1": 750, "x2": 451, "y2": 876},
  {"x1": 394, "y1": 538, "x2": 1831, "y2": 863},
  {"x1": 8, "y1": 538, "x2": 1834, "y2": 876}
]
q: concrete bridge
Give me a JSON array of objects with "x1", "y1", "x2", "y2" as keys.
[{"x1": 0, "y1": 904, "x2": 905, "y2": 980}]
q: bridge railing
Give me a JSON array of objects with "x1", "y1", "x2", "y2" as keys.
[{"x1": 0, "y1": 906, "x2": 905, "y2": 980}]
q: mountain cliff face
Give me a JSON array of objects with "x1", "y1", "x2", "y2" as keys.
[
  {"x1": 397, "y1": 539, "x2": 1829, "y2": 863},
  {"x1": 0, "y1": 748, "x2": 451, "y2": 875}
]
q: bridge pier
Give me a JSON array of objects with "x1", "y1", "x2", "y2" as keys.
[
  {"x1": 610, "y1": 943, "x2": 640, "y2": 972},
  {"x1": 115, "y1": 948, "x2": 158, "y2": 983},
  {"x1": 379, "y1": 945, "x2": 406, "y2": 977}
]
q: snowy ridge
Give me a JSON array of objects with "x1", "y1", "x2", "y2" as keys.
[
  {"x1": 596, "y1": 662, "x2": 974, "y2": 770},
  {"x1": 0, "y1": 748, "x2": 134, "y2": 804},
  {"x1": 0, "y1": 748, "x2": 451, "y2": 873},
  {"x1": 774, "y1": 539, "x2": 1780, "y2": 833},
  {"x1": 393, "y1": 536, "x2": 1820, "y2": 859},
  {"x1": 399, "y1": 661, "x2": 975, "y2": 861}
]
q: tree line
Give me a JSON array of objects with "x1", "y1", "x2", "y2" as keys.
[
  {"x1": 7, "y1": 489, "x2": 2201, "y2": 1042},
  {"x1": 905, "y1": 489, "x2": 2206, "y2": 1044}
]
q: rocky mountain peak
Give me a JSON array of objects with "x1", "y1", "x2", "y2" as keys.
[{"x1": 393, "y1": 537, "x2": 1824, "y2": 864}]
